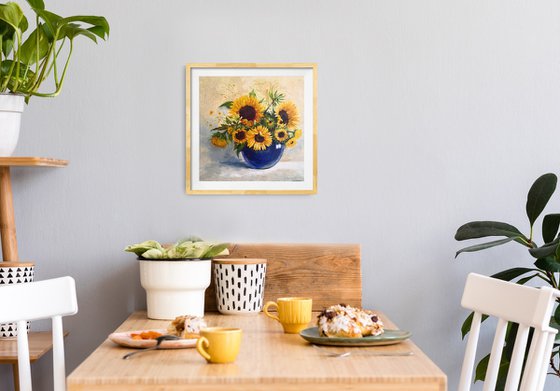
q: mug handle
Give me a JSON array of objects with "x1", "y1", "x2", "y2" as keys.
[
  {"x1": 263, "y1": 301, "x2": 280, "y2": 322},
  {"x1": 196, "y1": 336, "x2": 211, "y2": 361}
]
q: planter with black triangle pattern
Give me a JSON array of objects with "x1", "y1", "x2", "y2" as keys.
[{"x1": 0, "y1": 262, "x2": 34, "y2": 338}]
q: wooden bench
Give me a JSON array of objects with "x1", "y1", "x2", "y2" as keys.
[{"x1": 205, "y1": 243, "x2": 361, "y2": 311}]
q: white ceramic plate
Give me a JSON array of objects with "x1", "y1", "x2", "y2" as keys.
[{"x1": 108, "y1": 329, "x2": 197, "y2": 349}]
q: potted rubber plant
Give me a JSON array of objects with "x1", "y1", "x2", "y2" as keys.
[
  {"x1": 125, "y1": 237, "x2": 229, "y2": 320},
  {"x1": 455, "y1": 173, "x2": 560, "y2": 388},
  {"x1": 0, "y1": 0, "x2": 109, "y2": 155}
]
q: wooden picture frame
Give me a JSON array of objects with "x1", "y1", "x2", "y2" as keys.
[{"x1": 186, "y1": 63, "x2": 317, "y2": 194}]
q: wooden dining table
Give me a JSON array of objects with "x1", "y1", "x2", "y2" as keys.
[{"x1": 67, "y1": 311, "x2": 447, "y2": 391}]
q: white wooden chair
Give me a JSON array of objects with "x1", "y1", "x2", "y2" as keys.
[
  {"x1": 0, "y1": 276, "x2": 78, "y2": 391},
  {"x1": 459, "y1": 272, "x2": 560, "y2": 391}
]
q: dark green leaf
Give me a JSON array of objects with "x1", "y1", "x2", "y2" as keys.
[
  {"x1": 455, "y1": 237, "x2": 516, "y2": 258},
  {"x1": 516, "y1": 273, "x2": 538, "y2": 285},
  {"x1": 249, "y1": 89, "x2": 256, "y2": 98},
  {"x1": 542, "y1": 214, "x2": 560, "y2": 244},
  {"x1": 554, "y1": 305, "x2": 560, "y2": 326},
  {"x1": 25, "y1": 0, "x2": 45, "y2": 10},
  {"x1": 491, "y1": 267, "x2": 534, "y2": 282},
  {"x1": 526, "y1": 173, "x2": 557, "y2": 227},
  {"x1": 219, "y1": 101, "x2": 233, "y2": 109},
  {"x1": 455, "y1": 221, "x2": 526, "y2": 241},
  {"x1": 535, "y1": 257, "x2": 560, "y2": 272},
  {"x1": 528, "y1": 238, "x2": 560, "y2": 258}
]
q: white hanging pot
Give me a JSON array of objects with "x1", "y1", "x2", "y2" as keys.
[
  {"x1": 0, "y1": 94, "x2": 25, "y2": 157},
  {"x1": 139, "y1": 259, "x2": 211, "y2": 320}
]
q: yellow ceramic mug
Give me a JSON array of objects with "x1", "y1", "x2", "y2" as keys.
[
  {"x1": 196, "y1": 327, "x2": 242, "y2": 364},
  {"x1": 263, "y1": 297, "x2": 313, "y2": 334}
]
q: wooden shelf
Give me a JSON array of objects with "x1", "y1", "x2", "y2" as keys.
[
  {"x1": 0, "y1": 157, "x2": 68, "y2": 167},
  {"x1": 0, "y1": 331, "x2": 68, "y2": 363}
]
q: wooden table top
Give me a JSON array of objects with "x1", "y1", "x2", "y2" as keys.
[
  {"x1": 0, "y1": 331, "x2": 64, "y2": 363},
  {"x1": 67, "y1": 311, "x2": 446, "y2": 391}
]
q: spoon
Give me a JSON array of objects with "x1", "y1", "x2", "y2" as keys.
[
  {"x1": 122, "y1": 335, "x2": 181, "y2": 360},
  {"x1": 322, "y1": 351, "x2": 414, "y2": 358}
]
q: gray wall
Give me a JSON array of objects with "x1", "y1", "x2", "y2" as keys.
[{"x1": 1, "y1": 0, "x2": 559, "y2": 389}]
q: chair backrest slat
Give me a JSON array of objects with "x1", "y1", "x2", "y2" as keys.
[
  {"x1": 0, "y1": 277, "x2": 78, "y2": 391},
  {"x1": 482, "y1": 318, "x2": 508, "y2": 391},
  {"x1": 458, "y1": 311, "x2": 483, "y2": 391},
  {"x1": 459, "y1": 273, "x2": 560, "y2": 391},
  {"x1": 504, "y1": 324, "x2": 530, "y2": 391}
]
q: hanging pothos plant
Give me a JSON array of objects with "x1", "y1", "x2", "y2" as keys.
[
  {"x1": 0, "y1": 0, "x2": 109, "y2": 102},
  {"x1": 455, "y1": 173, "x2": 560, "y2": 388}
]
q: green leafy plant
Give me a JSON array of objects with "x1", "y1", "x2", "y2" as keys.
[
  {"x1": 125, "y1": 237, "x2": 230, "y2": 260},
  {"x1": 0, "y1": 0, "x2": 109, "y2": 101},
  {"x1": 455, "y1": 173, "x2": 560, "y2": 388}
]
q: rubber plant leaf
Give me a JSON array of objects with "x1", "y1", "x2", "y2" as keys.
[
  {"x1": 455, "y1": 221, "x2": 526, "y2": 241},
  {"x1": 534, "y1": 257, "x2": 560, "y2": 273},
  {"x1": 528, "y1": 237, "x2": 560, "y2": 259},
  {"x1": 554, "y1": 305, "x2": 560, "y2": 327},
  {"x1": 526, "y1": 173, "x2": 557, "y2": 228},
  {"x1": 542, "y1": 214, "x2": 560, "y2": 244},
  {"x1": 455, "y1": 237, "x2": 516, "y2": 258}
]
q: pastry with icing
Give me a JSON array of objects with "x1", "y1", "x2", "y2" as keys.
[
  {"x1": 167, "y1": 315, "x2": 207, "y2": 339},
  {"x1": 317, "y1": 304, "x2": 384, "y2": 338}
]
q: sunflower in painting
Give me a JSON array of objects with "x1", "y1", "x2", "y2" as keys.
[
  {"x1": 274, "y1": 128, "x2": 289, "y2": 142},
  {"x1": 286, "y1": 138, "x2": 297, "y2": 148},
  {"x1": 232, "y1": 129, "x2": 248, "y2": 144},
  {"x1": 211, "y1": 135, "x2": 227, "y2": 148},
  {"x1": 209, "y1": 87, "x2": 303, "y2": 168},
  {"x1": 275, "y1": 101, "x2": 299, "y2": 129},
  {"x1": 229, "y1": 95, "x2": 264, "y2": 126},
  {"x1": 247, "y1": 126, "x2": 273, "y2": 151}
]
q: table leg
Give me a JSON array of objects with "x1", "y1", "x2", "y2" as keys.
[
  {"x1": 12, "y1": 362, "x2": 19, "y2": 391},
  {"x1": 0, "y1": 166, "x2": 18, "y2": 261}
]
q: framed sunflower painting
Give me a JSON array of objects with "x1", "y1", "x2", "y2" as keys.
[{"x1": 186, "y1": 63, "x2": 317, "y2": 194}]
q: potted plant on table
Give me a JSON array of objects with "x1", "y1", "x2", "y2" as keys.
[
  {"x1": 455, "y1": 173, "x2": 560, "y2": 388},
  {"x1": 125, "y1": 237, "x2": 229, "y2": 320},
  {"x1": 0, "y1": 0, "x2": 109, "y2": 155}
]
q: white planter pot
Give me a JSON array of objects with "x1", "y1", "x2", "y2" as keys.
[
  {"x1": 139, "y1": 259, "x2": 211, "y2": 320},
  {"x1": 0, "y1": 94, "x2": 24, "y2": 157}
]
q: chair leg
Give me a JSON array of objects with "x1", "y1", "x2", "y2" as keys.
[{"x1": 12, "y1": 362, "x2": 19, "y2": 391}]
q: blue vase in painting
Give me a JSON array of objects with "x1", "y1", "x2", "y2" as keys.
[{"x1": 241, "y1": 141, "x2": 285, "y2": 169}]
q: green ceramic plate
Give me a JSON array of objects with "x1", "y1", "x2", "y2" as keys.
[{"x1": 299, "y1": 327, "x2": 412, "y2": 347}]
